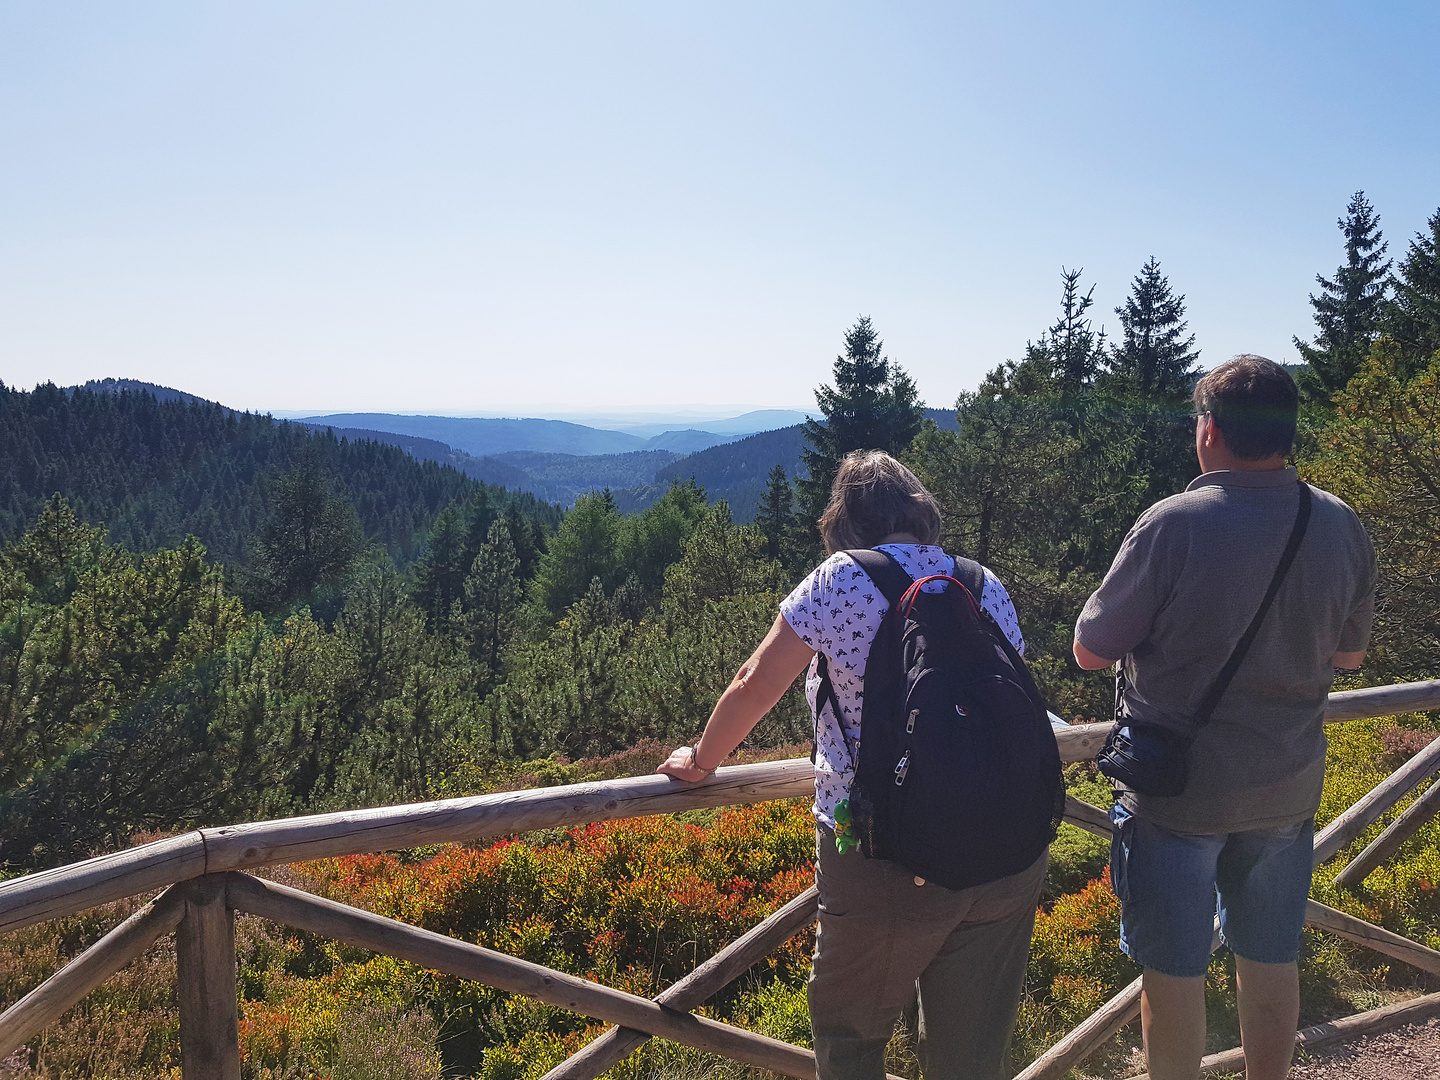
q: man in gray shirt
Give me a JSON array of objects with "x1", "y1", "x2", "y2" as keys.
[{"x1": 1074, "y1": 355, "x2": 1375, "y2": 1080}]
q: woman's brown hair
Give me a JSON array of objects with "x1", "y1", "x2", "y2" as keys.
[{"x1": 817, "y1": 451, "x2": 943, "y2": 554}]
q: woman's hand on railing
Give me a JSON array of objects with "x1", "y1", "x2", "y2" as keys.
[
  {"x1": 658, "y1": 745, "x2": 714, "y2": 783},
  {"x1": 658, "y1": 616, "x2": 814, "y2": 785}
]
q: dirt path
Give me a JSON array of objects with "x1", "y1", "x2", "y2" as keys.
[{"x1": 1289, "y1": 1017, "x2": 1440, "y2": 1080}]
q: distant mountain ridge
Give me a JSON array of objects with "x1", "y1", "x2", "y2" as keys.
[
  {"x1": 65, "y1": 381, "x2": 962, "y2": 523},
  {"x1": 300, "y1": 413, "x2": 652, "y2": 456},
  {"x1": 293, "y1": 423, "x2": 682, "y2": 507},
  {"x1": 299, "y1": 413, "x2": 738, "y2": 458},
  {"x1": 650, "y1": 425, "x2": 810, "y2": 521},
  {"x1": 595, "y1": 408, "x2": 811, "y2": 439}
]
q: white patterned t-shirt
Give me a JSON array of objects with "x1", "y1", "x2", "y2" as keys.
[{"x1": 778, "y1": 544, "x2": 1026, "y2": 829}]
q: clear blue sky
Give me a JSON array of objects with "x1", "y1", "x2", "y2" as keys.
[{"x1": 2, "y1": 2, "x2": 1437, "y2": 415}]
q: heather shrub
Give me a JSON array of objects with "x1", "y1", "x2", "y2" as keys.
[
  {"x1": 1046, "y1": 764, "x2": 1114, "y2": 901},
  {"x1": 332, "y1": 1004, "x2": 445, "y2": 1080},
  {"x1": 746, "y1": 981, "x2": 811, "y2": 1047},
  {"x1": 288, "y1": 799, "x2": 817, "y2": 1073},
  {"x1": 0, "y1": 891, "x2": 181, "y2": 1079}
]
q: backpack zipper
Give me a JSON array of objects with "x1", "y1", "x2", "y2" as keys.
[{"x1": 894, "y1": 749, "x2": 911, "y2": 786}]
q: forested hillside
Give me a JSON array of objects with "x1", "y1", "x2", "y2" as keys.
[
  {"x1": 0, "y1": 382, "x2": 560, "y2": 574},
  {"x1": 645, "y1": 408, "x2": 958, "y2": 521}
]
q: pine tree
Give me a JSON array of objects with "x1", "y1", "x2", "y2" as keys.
[
  {"x1": 754, "y1": 465, "x2": 794, "y2": 562},
  {"x1": 530, "y1": 490, "x2": 621, "y2": 618},
  {"x1": 249, "y1": 455, "x2": 364, "y2": 606},
  {"x1": 1101, "y1": 258, "x2": 1201, "y2": 503},
  {"x1": 661, "y1": 502, "x2": 785, "y2": 616},
  {"x1": 1295, "y1": 191, "x2": 1392, "y2": 398},
  {"x1": 613, "y1": 479, "x2": 708, "y2": 600},
  {"x1": 1105, "y1": 258, "x2": 1199, "y2": 399},
  {"x1": 464, "y1": 517, "x2": 523, "y2": 675},
  {"x1": 1386, "y1": 207, "x2": 1440, "y2": 370},
  {"x1": 1046, "y1": 268, "x2": 1107, "y2": 400},
  {"x1": 797, "y1": 316, "x2": 925, "y2": 523}
]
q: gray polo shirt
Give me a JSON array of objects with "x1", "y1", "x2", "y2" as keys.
[{"x1": 1075, "y1": 467, "x2": 1376, "y2": 834}]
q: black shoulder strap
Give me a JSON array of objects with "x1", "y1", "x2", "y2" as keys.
[
  {"x1": 811, "y1": 548, "x2": 910, "y2": 764},
  {"x1": 843, "y1": 548, "x2": 912, "y2": 608},
  {"x1": 1192, "y1": 481, "x2": 1312, "y2": 728},
  {"x1": 951, "y1": 556, "x2": 986, "y2": 605}
]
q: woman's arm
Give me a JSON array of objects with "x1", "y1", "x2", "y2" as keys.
[{"x1": 658, "y1": 614, "x2": 816, "y2": 782}]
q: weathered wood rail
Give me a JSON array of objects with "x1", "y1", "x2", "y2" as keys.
[{"x1": 1, "y1": 677, "x2": 1438, "y2": 1079}]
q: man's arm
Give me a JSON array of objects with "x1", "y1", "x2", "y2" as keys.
[
  {"x1": 1073, "y1": 513, "x2": 1171, "y2": 673},
  {"x1": 1073, "y1": 638, "x2": 1118, "y2": 671},
  {"x1": 1333, "y1": 519, "x2": 1376, "y2": 674}
]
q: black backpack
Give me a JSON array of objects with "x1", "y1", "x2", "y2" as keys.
[{"x1": 816, "y1": 549, "x2": 1064, "y2": 891}]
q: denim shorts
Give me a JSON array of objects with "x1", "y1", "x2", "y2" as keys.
[{"x1": 1108, "y1": 804, "x2": 1314, "y2": 978}]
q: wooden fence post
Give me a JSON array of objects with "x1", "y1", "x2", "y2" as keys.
[{"x1": 175, "y1": 876, "x2": 240, "y2": 1080}]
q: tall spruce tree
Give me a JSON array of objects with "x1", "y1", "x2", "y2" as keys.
[
  {"x1": 1295, "y1": 191, "x2": 1392, "y2": 398},
  {"x1": 1046, "y1": 268, "x2": 1107, "y2": 400},
  {"x1": 464, "y1": 517, "x2": 523, "y2": 676},
  {"x1": 1386, "y1": 207, "x2": 1440, "y2": 370},
  {"x1": 1102, "y1": 258, "x2": 1201, "y2": 502},
  {"x1": 755, "y1": 465, "x2": 795, "y2": 563},
  {"x1": 530, "y1": 490, "x2": 621, "y2": 618},
  {"x1": 798, "y1": 316, "x2": 925, "y2": 524},
  {"x1": 1105, "y1": 257, "x2": 1199, "y2": 399},
  {"x1": 411, "y1": 489, "x2": 500, "y2": 628}
]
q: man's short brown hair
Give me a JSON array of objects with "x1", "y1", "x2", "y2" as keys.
[
  {"x1": 817, "y1": 451, "x2": 943, "y2": 553},
  {"x1": 1193, "y1": 355, "x2": 1299, "y2": 460}
]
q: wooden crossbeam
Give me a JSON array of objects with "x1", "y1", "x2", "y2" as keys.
[
  {"x1": 224, "y1": 872, "x2": 824, "y2": 1080},
  {"x1": 0, "y1": 884, "x2": 187, "y2": 1060},
  {"x1": 1304, "y1": 899, "x2": 1440, "y2": 976},
  {"x1": 540, "y1": 886, "x2": 825, "y2": 1080},
  {"x1": 1012, "y1": 973, "x2": 1143, "y2": 1080},
  {"x1": 1323, "y1": 679, "x2": 1440, "y2": 722},
  {"x1": 1061, "y1": 794, "x2": 1112, "y2": 837},
  {"x1": 1313, "y1": 733, "x2": 1440, "y2": 865},
  {"x1": 1334, "y1": 776, "x2": 1440, "y2": 890}
]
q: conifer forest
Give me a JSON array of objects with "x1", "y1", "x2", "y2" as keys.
[{"x1": 3, "y1": 192, "x2": 1440, "y2": 1078}]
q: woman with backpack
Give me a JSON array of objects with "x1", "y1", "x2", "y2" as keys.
[{"x1": 659, "y1": 450, "x2": 1059, "y2": 1080}]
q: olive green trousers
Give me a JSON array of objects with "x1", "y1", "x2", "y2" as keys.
[{"x1": 808, "y1": 828, "x2": 1046, "y2": 1080}]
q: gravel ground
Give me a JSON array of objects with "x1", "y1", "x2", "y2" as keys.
[{"x1": 1289, "y1": 1017, "x2": 1440, "y2": 1080}]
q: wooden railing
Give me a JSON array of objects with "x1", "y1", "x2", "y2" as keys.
[{"x1": 2, "y1": 679, "x2": 1439, "y2": 1080}]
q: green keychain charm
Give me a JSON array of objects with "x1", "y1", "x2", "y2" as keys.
[{"x1": 833, "y1": 799, "x2": 859, "y2": 854}]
